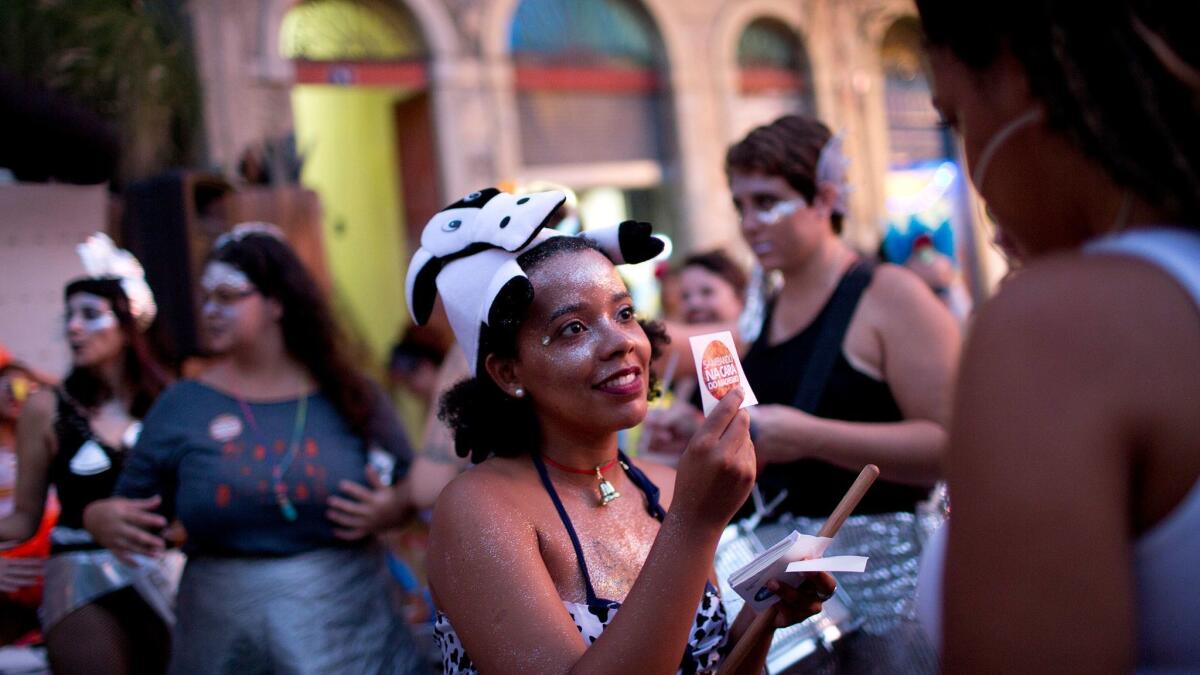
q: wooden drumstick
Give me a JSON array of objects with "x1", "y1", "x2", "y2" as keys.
[{"x1": 720, "y1": 464, "x2": 880, "y2": 673}]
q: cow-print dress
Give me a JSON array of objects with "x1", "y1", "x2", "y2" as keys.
[{"x1": 433, "y1": 451, "x2": 729, "y2": 674}]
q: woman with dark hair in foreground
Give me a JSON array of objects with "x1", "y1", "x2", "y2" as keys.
[{"x1": 915, "y1": 1, "x2": 1200, "y2": 671}]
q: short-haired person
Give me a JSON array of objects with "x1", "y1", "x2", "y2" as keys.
[
  {"x1": 411, "y1": 189, "x2": 836, "y2": 673},
  {"x1": 914, "y1": 1, "x2": 1200, "y2": 671},
  {"x1": 658, "y1": 115, "x2": 960, "y2": 670}
]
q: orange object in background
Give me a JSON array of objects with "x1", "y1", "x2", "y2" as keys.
[{"x1": 1, "y1": 493, "x2": 58, "y2": 607}]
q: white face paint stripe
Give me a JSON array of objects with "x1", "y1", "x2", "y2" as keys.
[
  {"x1": 201, "y1": 263, "x2": 255, "y2": 294},
  {"x1": 66, "y1": 294, "x2": 120, "y2": 334},
  {"x1": 755, "y1": 198, "x2": 806, "y2": 226},
  {"x1": 79, "y1": 313, "x2": 118, "y2": 333}
]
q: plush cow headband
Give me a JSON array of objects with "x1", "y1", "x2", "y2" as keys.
[{"x1": 405, "y1": 187, "x2": 664, "y2": 373}]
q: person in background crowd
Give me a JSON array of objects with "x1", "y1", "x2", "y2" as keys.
[
  {"x1": 84, "y1": 224, "x2": 422, "y2": 674},
  {"x1": 0, "y1": 362, "x2": 56, "y2": 646},
  {"x1": 650, "y1": 114, "x2": 960, "y2": 671},
  {"x1": 913, "y1": 1, "x2": 1200, "y2": 671},
  {"x1": 0, "y1": 234, "x2": 173, "y2": 675},
  {"x1": 388, "y1": 327, "x2": 446, "y2": 450},
  {"x1": 655, "y1": 261, "x2": 685, "y2": 324},
  {"x1": 678, "y1": 250, "x2": 748, "y2": 328},
  {"x1": 728, "y1": 115, "x2": 958, "y2": 672}
]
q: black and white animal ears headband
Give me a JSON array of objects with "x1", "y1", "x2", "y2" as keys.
[{"x1": 405, "y1": 187, "x2": 664, "y2": 373}]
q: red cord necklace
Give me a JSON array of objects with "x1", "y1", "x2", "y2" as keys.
[{"x1": 541, "y1": 454, "x2": 625, "y2": 506}]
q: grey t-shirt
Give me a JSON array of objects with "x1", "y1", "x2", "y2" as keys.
[{"x1": 116, "y1": 379, "x2": 411, "y2": 556}]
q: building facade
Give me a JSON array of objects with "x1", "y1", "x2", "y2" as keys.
[{"x1": 187, "y1": 0, "x2": 995, "y2": 363}]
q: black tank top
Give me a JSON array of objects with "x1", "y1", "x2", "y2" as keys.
[
  {"x1": 49, "y1": 389, "x2": 126, "y2": 538},
  {"x1": 739, "y1": 266, "x2": 928, "y2": 518}
]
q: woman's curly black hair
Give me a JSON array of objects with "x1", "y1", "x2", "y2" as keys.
[
  {"x1": 438, "y1": 236, "x2": 669, "y2": 464},
  {"x1": 915, "y1": 0, "x2": 1200, "y2": 226}
]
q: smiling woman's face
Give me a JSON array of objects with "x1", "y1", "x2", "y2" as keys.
[
  {"x1": 498, "y1": 248, "x2": 652, "y2": 440},
  {"x1": 680, "y1": 265, "x2": 744, "y2": 324}
]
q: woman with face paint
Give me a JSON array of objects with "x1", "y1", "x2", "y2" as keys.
[
  {"x1": 422, "y1": 219, "x2": 836, "y2": 674},
  {"x1": 648, "y1": 115, "x2": 959, "y2": 671},
  {"x1": 912, "y1": 2, "x2": 1200, "y2": 672},
  {"x1": 0, "y1": 235, "x2": 173, "y2": 674},
  {"x1": 83, "y1": 225, "x2": 422, "y2": 673}
]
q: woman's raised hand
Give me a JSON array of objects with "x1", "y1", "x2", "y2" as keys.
[
  {"x1": 82, "y1": 496, "x2": 167, "y2": 564},
  {"x1": 671, "y1": 389, "x2": 756, "y2": 528}
]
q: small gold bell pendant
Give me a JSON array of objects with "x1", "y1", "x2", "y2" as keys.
[{"x1": 596, "y1": 467, "x2": 621, "y2": 506}]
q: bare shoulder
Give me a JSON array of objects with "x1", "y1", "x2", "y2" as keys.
[
  {"x1": 430, "y1": 457, "x2": 537, "y2": 535},
  {"x1": 955, "y1": 252, "x2": 1200, "y2": 470},
  {"x1": 19, "y1": 388, "x2": 57, "y2": 428},
  {"x1": 15, "y1": 387, "x2": 58, "y2": 461},
  {"x1": 859, "y1": 263, "x2": 955, "y2": 332},
  {"x1": 630, "y1": 456, "x2": 677, "y2": 509},
  {"x1": 974, "y1": 252, "x2": 1199, "y2": 363},
  {"x1": 865, "y1": 263, "x2": 940, "y2": 306}
]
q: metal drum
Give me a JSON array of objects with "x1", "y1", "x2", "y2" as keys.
[
  {"x1": 716, "y1": 522, "x2": 863, "y2": 673},
  {"x1": 715, "y1": 484, "x2": 948, "y2": 673}
]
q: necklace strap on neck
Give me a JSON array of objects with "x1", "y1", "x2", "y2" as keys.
[{"x1": 540, "y1": 453, "x2": 620, "y2": 475}]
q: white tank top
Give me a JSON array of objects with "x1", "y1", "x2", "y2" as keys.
[
  {"x1": 1088, "y1": 228, "x2": 1200, "y2": 670},
  {"x1": 916, "y1": 227, "x2": 1200, "y2": 671}
]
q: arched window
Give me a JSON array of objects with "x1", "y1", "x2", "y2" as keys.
[
  {"x1": 279, "y1": 0, "x2": 442, "y2": 367},
  {"x1": 730, "y1": 18, "x2": 815, "y2": 138},
  {"x1": 881, "y1": 17, "x2": 945, "y2": 166},
  {"x1": 509, "y1": 0, "x2": 669, "y2": 168},
  {"x1": 508, "y1": 0, "x2": 675, "y2": 314},
  {"x1": 282, "y1": 0, "x2": 427, "y2": 86},
  {"x1": 737, "y1": 19, "x2": 812, "y2": 101}
]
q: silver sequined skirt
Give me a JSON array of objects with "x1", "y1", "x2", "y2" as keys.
[
  {"x1": 41, "y1": 529, "x2": 181, "y2": 633},
  {"x1": 169, "y1": 544, "x2": 423, "y2": 675}
]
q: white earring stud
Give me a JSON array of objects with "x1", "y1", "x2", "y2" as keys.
[{"x1": 514, "y1": 387, "x2": 525, "y2": 398}]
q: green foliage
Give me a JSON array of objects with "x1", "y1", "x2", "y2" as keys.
[{"x1": 0, "y1": 0, "x2": 204, "y2": 183}]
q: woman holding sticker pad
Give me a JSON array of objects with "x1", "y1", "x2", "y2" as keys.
[{"x1": 412, "y1": 188, "x2": 835, "y2": 674}]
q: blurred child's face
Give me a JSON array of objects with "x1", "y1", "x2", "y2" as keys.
[
  {"x1": 679, "y1": 265, "x2": 743, "y2": 324},
  {"x1": 0, "y1": 371, "x2": 35, "y2": 422}
]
